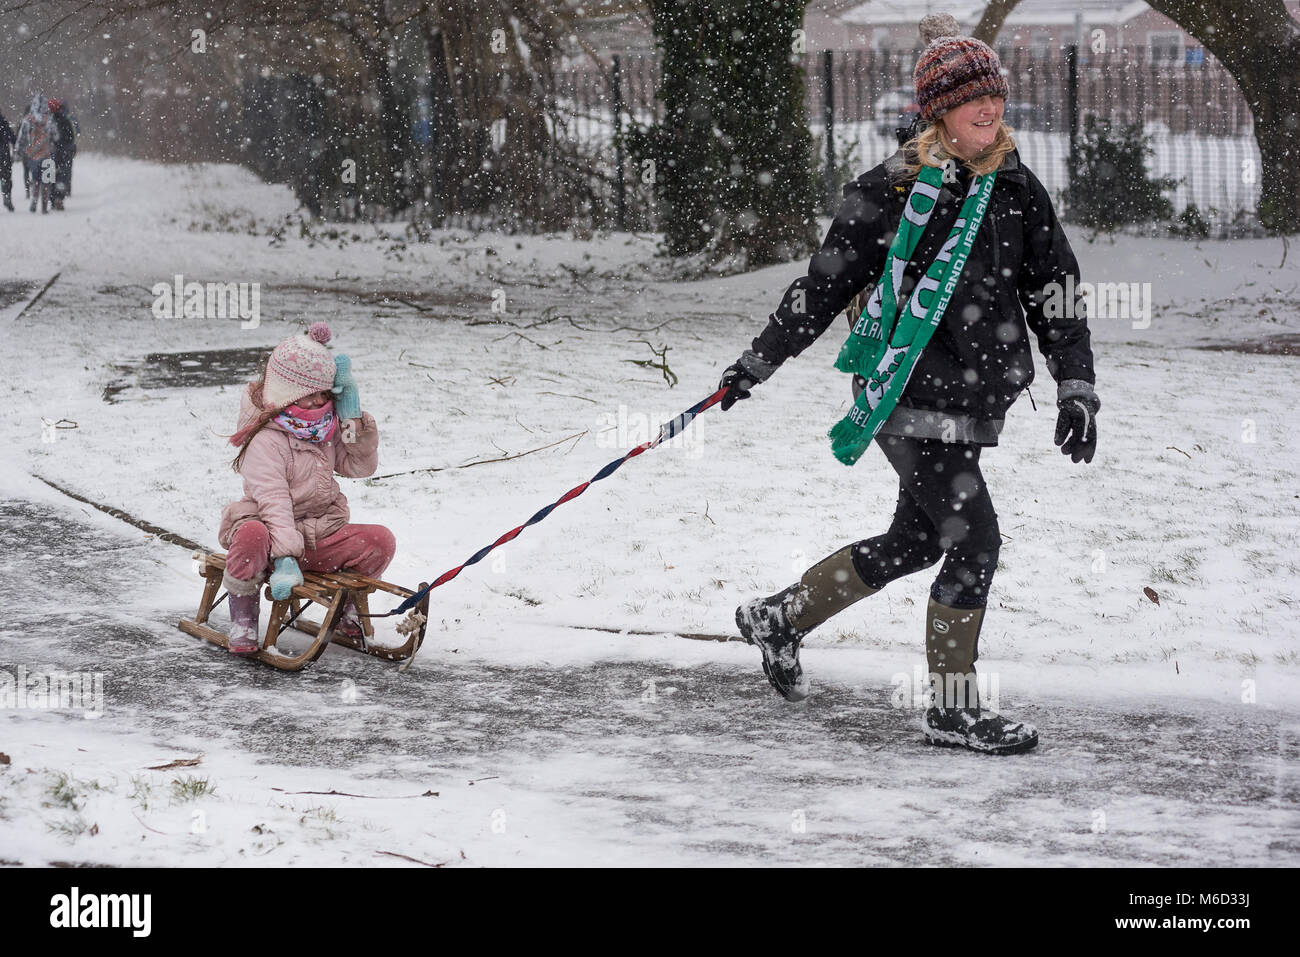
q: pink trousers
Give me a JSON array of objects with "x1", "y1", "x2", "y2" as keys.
[{"x1": 226, "y1": 521, "x2": 397, "y2": 583}]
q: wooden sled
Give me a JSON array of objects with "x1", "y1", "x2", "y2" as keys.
[{"x1": 177, "y1": 552, "x2": 430, "y2": 672}]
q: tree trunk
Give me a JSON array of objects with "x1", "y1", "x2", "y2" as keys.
[
  {"x1": 1146, "y1": 0, "x2": 1300, "y2": 233},
  {"x1": 648, "y1": 0, "x2": 818, "y2": 268},
  {"x1": 360, "y1": 40, "x2": 412, "y2": 213},
  {"x1": 420, "y1": 16, "x2": 460, "y2": 219},
  {"x1": 970, "y1": 0, "x2": 1023, "y2": 45},
  {"x1": 429, "y1": 0, "x2": 496, "y2": 221}
]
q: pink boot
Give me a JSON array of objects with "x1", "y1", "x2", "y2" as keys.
[
  {"x1": 227, "y1": 592, "x2": 261, "y2": 655},
  {"x1": 332, "y1": 598, "x2": 365, "y2": 642}
]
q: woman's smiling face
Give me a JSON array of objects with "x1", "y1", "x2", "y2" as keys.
[{"x1": 940, "y1": 95, "x2": 1005, "y2": 159}]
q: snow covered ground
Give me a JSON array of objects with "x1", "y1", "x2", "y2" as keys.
[{"x1": 1, "y1": 154, "x2": 1297, "y2": 866}]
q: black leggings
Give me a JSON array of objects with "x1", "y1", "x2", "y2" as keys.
[{"x1": 850, "y1": 435, "x2": 1000, "y2": 609}]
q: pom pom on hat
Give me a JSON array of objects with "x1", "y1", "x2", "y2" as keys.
[
  {"x1": 308, "y1": 322, "x2": 332, "y2": 344},
  {"x1": 919, "y1": 13, "x2": 962, "y2": 46}
]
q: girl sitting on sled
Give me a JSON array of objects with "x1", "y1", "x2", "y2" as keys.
[{"x1": 219, "y1": 322, "x2": 395, "y2": 654}]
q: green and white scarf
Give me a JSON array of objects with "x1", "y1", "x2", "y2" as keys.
[{"x1": 828, "y1": 161, "x2": 997, "y2": 466}]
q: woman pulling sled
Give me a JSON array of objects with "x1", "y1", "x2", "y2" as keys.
[{"x1": 718, "y1": 14, "x2": 1100, "y2": 754}]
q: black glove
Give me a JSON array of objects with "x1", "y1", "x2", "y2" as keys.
[
  {"x1": 1054, "y1": 382, "x2": 1100, "y2": 464},
  {"x1": 719, "y1": 350, "x2": 779, "y2": 411},
  {"x1": 718, "y1": 362, "x2": 757, "y2": 411}
]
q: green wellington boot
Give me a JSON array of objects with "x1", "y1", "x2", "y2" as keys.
[
  {"x1": 736, "y1": 546, "x2": 878, "y2": 701},
  {"x1": 921, "y1": 599, "x2": 1038, "y2": 755}
]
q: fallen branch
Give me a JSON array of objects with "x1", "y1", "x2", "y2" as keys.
[
  {"x1": 622, "y1": 340, "x2": 678, "y2": 387},
  {"x1": 370, "y1": 431, "x2": 587, "y2": 481},
  {"x1": 146, "y1": 756, "x2": 202, "y2": 771},
  {"x1": 493, "y1": 331, "x2": 552, "y2": 350},
  {"x1": 538, "y1": 391, "x2": 597, "y2": 404},
  {"x1": 131, "y1": 811, "x2": 175, "y2": 836},
  {"x1": 35, "y1": 476, "x2": 208, "y2": 551},
  {"x1": 547, "y1": 623, "x2": 739, "y2": 643},
  {"x1": 376, "y1": 850, "x2": 446, "y2": 867},
  {"x1": 567, "y1": 317, "x2": 681, "y2": 334},
  {"x1": 13, "y1": 270, "x2": 61, "y2": 321},
  {"x1": 271, "y1": 788, "x2": 440, "y2": 799}
]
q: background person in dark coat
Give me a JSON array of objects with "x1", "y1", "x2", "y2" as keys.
[
  {"x1": 718, "y1": 13, "x2": 1099, "y2": 755},
  {"x1": 0, "y1": 109, "x2": 14, "y2": 211},
  {"x1": 48, "y1": 97, "x2": 77, "y2": 208},
  {"x1": 14, "y1": 94, "x2": 59, "y2": 214}
]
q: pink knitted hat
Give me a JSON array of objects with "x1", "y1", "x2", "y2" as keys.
[
  {"x1": 913, "y1": 13, "x2": 1009, "y2": 122},
  {"x1": 262, "y1": 322, "x2": 336, "y2": 410}
]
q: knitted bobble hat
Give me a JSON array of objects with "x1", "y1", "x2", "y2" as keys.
[
  {"x1": 262, "y1": 322, "x2": 337, "y2": 410},
  {"x1": 913, "y1": 13, "x2": 1010, "y2": 122}
]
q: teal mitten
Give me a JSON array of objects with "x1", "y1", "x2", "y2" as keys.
[
  {"x1": 269, "y1": 556, "x2": 303, "y2": 600},
  {"x1": 332, "y1": 353, "x2": 361, "y2": 421}
]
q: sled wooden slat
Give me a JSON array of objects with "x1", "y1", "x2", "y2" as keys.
[{"x1": 177, "y1": 552, "x2": 430, "y2": 672}]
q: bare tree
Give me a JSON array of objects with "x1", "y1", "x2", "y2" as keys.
[{"x1": 424, "y1": 0, "x2": 597, "y2": 231}]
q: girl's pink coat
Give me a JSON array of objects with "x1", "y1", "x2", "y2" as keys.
[{"x1": 219, "y1": 384, "x2": 380, "y2": 558}]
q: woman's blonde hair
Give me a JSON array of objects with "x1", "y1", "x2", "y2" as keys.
[{"x1": 899, "y1": 117, "x2": 1018, "y2": 181}]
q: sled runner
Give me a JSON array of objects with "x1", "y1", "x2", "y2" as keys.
[{"x1": 177, "y1": 552, "x2": 430, "y2": 671}]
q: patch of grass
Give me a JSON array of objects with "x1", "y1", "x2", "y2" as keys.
[
  {"x1": 1243, "y1": 549, "x2": 1273, "y2": 571},
  {"x1": 623, "y1": 600, "x2": 646, "y2": 615},
  {"x1": 171, "y1": 775, "x2": 216, "y2": 803},
  {"x1": 300, "y1": 806, "x2": 338, "y2": 825},
  {"x1": 128, "y1": 775, "x2": 156, "y2": 810},
  {"x1": 45, "y1": 815, "x2": 91, "y2": 840},
  {"x1": 43, "y1": 772, "x2": 103, "y2": 811},
  {"x1": 1224, "y1": 521, "x2": 1255, "y2": 544},
  {"x1": 504, "y1": 588, "x2": 542, "y2": 607},
  {"x1": 299, "y1": 806, "x2": 341, "y2": 840},
  {"x1": 1149, "y1": 565, "x2": 1182, "y2": 585}
]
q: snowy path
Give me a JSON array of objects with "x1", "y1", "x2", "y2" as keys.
[
  {"x1": 2, "y1": 500, "x2": 1296, "y2": 866},
  {"x1": 2, "y1": 154, "x2": 1298, "y2": 865}
]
